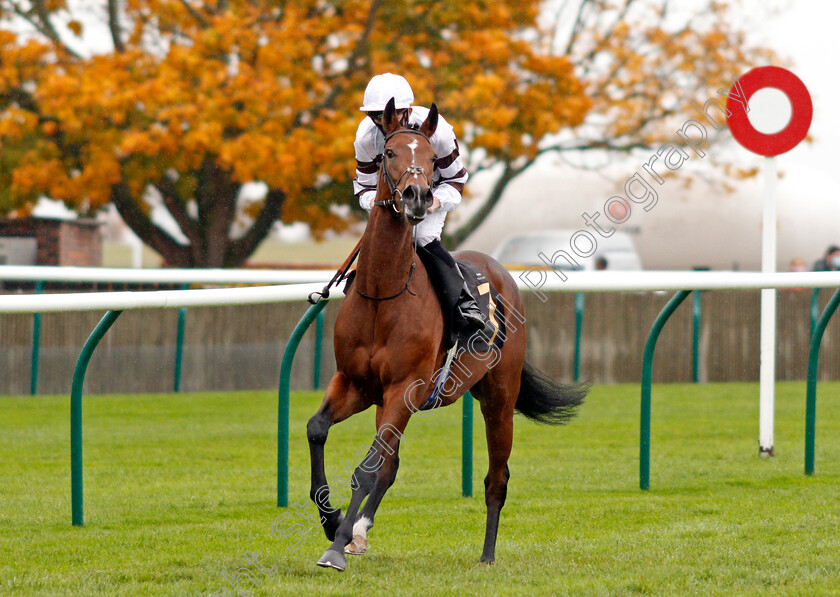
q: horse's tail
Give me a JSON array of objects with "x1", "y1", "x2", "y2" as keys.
[{"x1": 515, "y1": 361, "x2": 587, "y2": 425}]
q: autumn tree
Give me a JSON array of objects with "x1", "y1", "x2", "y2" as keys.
[
  {"x1": 0, "y1": 0, "x2": 588, "y2": 266},
  {"x1": 0, "y1": 0, "x2": 772, "y2": 266}
]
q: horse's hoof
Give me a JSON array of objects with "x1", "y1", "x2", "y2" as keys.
[
  {"x1": 316, "y1": 549, "x2": 346, "y2": 571},
  {"x1": 344, "y1": 535, "x2": 368, "y2": 555},
  {"x1": 480, "y1": 555, "x2": 495, "y2": 564}
]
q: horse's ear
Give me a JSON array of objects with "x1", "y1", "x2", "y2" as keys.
[
  {"x1": 382, "y1": 97, "x2": 400, "y2": 135},
  {"x1": 419, "y1": 102, "x2": 439, "y2": 138}
]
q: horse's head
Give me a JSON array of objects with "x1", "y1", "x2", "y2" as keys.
[{"x1": 380, "y1": 97, "x2": 439, "y2": 225}]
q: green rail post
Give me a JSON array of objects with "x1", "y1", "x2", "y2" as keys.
[
  {"x1": 71, "y1": 310, "x2": 123, "y2": 526},
  {"x1": 574, "y1": 292, "x2": 584, "y2": 382},
  {"x1": 462, "y1": 391, "x2": 473, "y2": 497},
  {"x1": 313, "y1": 309, "x2": 324, "y2": 390},
  {"x1": 804, "y1": 287, "x2": 840, "y2": 475},
  {"x1": 640, "y1": 290, "x2": 691, "y2": 491},
  {"x1": 278, "y1": 300, "x2": 328, "y2": 507},
  {"x1": 30, "y1": 280, "x2": 45, "y2": 395},
  {"x1": 173, "y1": 283, "x2": 188, "y2": 393},
  {"x1": 810, "y1": 287, "x2": 820, "y2": 338},
  {"x1": 692, "y1": 290, "x2": 702, "y2": 383},
  {"x1": 174, "y1": 307, "x2": 187, "y2": 393}
]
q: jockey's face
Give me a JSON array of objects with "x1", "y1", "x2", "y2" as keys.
[{"x1": 369, "y1": 108, "x2": 411, "y2": 133}]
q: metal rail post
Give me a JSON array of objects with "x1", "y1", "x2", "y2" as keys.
[
  {"x1": 71, "y1": 310, "x2": 123, "y2": 526},
  {"x1": 692, "y1": 290, "x2": 702, "y2": 383},
  {"x1": 462, "y1": 391, "x2": 473, "y2": 497},
  {"x1": 173, "y1": 284, "x2": 189, "y2": 393},
  {"x1": 810, "y1": 287, "x2": 820, "y2": 338},
  {"x1": 804, "y1": 287, "x2": 840, "y2": 475},
  {"x1": 278, "y1": 300, "x2": 327, "y2": 507},
  {"x1": 174, "y1": 307, "x2": 187, "y2": 393},
  {"x1": 640, "y1": 290, "x2": 691, "y2": 491},
  {"x1": 574, "y1": 292, "x2": 584, "y2": 382},
  {"x1": 313, "y1": 309, "x2": 324, "y2": 390},
  {"x1": 30, "y1": 280, "x2": 45, "y2": 395}
]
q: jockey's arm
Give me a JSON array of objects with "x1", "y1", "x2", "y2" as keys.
[
  {"x1": 431, "y1": 136, "x2": 468, "y2": 213},
  {"x1": 354, "y1": 171, "x2": 377, "y2": 211},
  {"x1": 353, "y1": 152, "x2": 378, "y2": 211}
]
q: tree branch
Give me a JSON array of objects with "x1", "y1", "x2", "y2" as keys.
[
  {"x1": 22, "y1": 0, "x2": 83, "y2": 59},
  {"x1": 443, "y1": 161, "x2": 528, "y2": 249},
  {"x1": 0, "y1": 87, "x2": 40, "y2": 113},
  {"x1": 107, "y1": 0, "x2": 126, "y2": 52},
  {"x1": 111, "y1": 178, "x2": 191, "y2": 266},
  {"x1": 563, "y1": 0, "x2": 590, "y2": 56},
  {"x1": 154, "y1": 174, "x2": 200, "y2": 243},
  {"x1": 224, "y1": 188, "x2": 286, "y2": 267},
  {"x1": 295, "y1": 0, "x2": 383, "y2": 126},
  {"x1": 178, "y1": 0, "x2": 209, "y2": 28}
]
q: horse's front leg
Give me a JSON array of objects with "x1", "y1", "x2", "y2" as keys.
[
  {"x1": 307, "y1": 373, "x2": 368, "y2": 541},
  {"x1": 316, "y1": 388, "x2": 414, "y2": 571},
  {"x1": 344, "y1": 412, "x2": 401, "y2": 556}
]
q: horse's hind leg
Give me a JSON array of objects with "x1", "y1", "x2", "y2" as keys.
[
  {"x1": 476, "y1": 384, "x2": 516, "y2": 564},
  {"x1": 307, "y1": 373, "x2": 368, "y2": 541}
]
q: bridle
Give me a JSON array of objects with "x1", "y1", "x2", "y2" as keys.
[{"x1": 372, "y1": 128, "x2": 436, "y2": 217}]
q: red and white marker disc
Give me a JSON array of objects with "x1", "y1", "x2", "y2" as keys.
[{"x1": 726, "y1": 66, "x2": 812, "y2": 157}]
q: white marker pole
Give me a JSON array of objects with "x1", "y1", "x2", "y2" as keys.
[{"x1": 759, "y1": 156, "x2": 777, "y2": 456}]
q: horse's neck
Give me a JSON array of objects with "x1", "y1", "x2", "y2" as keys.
[{"x1": 357, "y1": 201, "x2": 414, "y2": 297}]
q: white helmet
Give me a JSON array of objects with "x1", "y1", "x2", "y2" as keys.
[{"x1": 359, "y1": 73, "x2": 414, "y2": 112}]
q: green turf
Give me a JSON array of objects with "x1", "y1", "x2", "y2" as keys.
[{"x1": 1, "y1": 382, "x2": 839, "y2": 596}]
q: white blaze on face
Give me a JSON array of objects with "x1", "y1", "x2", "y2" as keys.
[
  {"x1": 353, "y1": 515, "x2": 372, "y2": 539},
  {"x1": 407, "y1": 139, "x2": 419, "y2": 176}
]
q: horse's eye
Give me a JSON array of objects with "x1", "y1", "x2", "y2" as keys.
[{"x1": 385, "y1": 149, "x2": 396, "y2": 159}]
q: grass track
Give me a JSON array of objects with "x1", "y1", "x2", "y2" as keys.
[{"x1": 1, "y1": 382, "x2": 839, "y2": 595}]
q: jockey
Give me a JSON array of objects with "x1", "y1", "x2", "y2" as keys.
[{"x1": 353, "y1": 73, "x2": 488, "y2": 339}]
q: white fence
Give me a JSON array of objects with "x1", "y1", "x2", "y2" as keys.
[
  {"x1": 4, "y1": 266, "x2": 840, "y2": 313},
  {"x1": 3, "y1": 266, "x2": 840, "y2": 449}
]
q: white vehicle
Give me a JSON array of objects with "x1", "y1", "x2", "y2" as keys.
[{"x1": 491, "y1": 229, "x2": 643, "y2": 271}]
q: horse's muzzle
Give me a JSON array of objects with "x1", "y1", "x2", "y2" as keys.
[{"x1": 401, "y1": 183, "x2": 432, "y2": 224}]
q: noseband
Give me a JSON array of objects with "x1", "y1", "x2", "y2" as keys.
[{"x1": 373, "y1": 128, "x2": 436, "y2": 216}]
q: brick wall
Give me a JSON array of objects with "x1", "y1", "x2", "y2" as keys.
[{"x1": 0, "y1": 218, "x2": 101, "y2": 266}]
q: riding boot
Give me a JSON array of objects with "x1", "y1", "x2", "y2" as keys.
[
  {"x1": 417, "y1": 240, "x2": 494, "y2": 345},
  {"x1": 455, "y1": 277, "x2": 492, "y2": 336}
]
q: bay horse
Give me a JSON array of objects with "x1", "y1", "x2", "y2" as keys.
[{"x1": 308, "y1": 98, "x2": 586, "y2": 571}]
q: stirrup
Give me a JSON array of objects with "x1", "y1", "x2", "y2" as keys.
[{"x1": 459, "y1": 302, "x2": 489, "y2": 333}]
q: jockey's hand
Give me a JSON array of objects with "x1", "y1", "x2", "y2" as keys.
[{"x1": 427, "y1": 196, "x2": 441, "y2": 214}]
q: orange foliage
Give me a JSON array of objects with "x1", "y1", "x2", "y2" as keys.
[
  {"x1": 0, "y1": 0, "x2": 591, "y2": 265},
  {"x1": 0, "y1": 0, "x2": 773, "y2": 263}
]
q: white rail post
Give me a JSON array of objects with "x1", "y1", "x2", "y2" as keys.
[{"x1": 759, "y1": 156, "x2": 777, "y2": 456}]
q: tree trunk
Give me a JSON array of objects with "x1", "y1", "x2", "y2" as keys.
[
  {"x1": 112, "y1": 159, "x2": 285, "y2": 268},
  {"x1": 443, "y1": 160, "x2": 527, "y2": 249}
]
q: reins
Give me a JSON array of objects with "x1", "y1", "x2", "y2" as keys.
[{"x1": 307, "y1": 236, "x2": 363, "y2": 305}]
